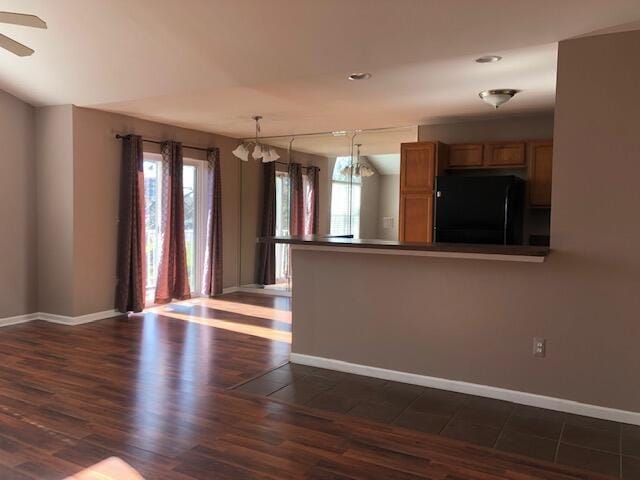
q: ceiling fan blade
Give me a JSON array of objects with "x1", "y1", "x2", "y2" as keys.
[
  {"x1": 0, "y1": 33, "x2": 34, "y2": 56},
  {"x1": 0, "y1": 12, "x2": 47, "y2": 29}
]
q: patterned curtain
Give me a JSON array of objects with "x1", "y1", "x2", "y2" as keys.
[
  {"x1": 305, "y1": 166, "x2": 320, "y2": 235},
  {"x1": 154, "y1": 141, "x2": 191, "y2": 304},
  {"x1": 256, "y1": 162, "x2": 276, "y2": 285},
  {"x1": 289, "y1": 162, "x2": 304, "y2": 236},
  {"x1": 201, "y1": 148, "x2": 223, "y2": 297},
  {"x1": 115, "y1": 135, "x2": 146, "y2": 313}
]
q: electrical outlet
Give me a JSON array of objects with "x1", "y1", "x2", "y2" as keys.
[{"x1": 533, "y1": 337, "x2": 546, "y2": 357}]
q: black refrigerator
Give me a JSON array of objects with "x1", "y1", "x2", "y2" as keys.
[{"x1": 433, "y1": 175, "x2": 524, "y2": 245}]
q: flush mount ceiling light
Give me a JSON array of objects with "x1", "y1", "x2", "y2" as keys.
[
  {"x1": 475, "y1": 55, "x2": 502, "y2": 63},
  {"x1": 479, "y1": 89, "x2": 519, "y2": 109},
  {"x1": 348, "y1": 72, "x2": 372, "y2": 81},
  {"x1": 232, "y1": 116, "x2": 280, "y2": 163}
]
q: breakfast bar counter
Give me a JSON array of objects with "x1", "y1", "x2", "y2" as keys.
[{"x1": 259, "y1": 235, "x2": 549, "y2": 263}]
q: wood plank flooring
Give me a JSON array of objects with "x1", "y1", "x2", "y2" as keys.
[{"x1": 0, "y1": 293, "x2": 619, "y2": 479}]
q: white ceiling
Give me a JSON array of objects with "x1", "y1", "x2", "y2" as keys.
[{"x1": 2, "y1": 1, "x2": 640, "y2": 139}]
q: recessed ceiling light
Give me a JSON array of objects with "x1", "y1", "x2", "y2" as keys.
[
  {"x1": 348, "y1": 72, "x2": 372, "y2": 81},
  {"x1": 475, "y1": 55, "x2": 502, "y2": 63}
]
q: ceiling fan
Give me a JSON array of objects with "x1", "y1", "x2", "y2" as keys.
[{"x1": 0, "y1": 11, "x2": 47, "y2": 57}]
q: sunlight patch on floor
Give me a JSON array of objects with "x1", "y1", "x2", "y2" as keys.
[
  {"x1": 170, "y1": 297, "x2": 292, "y2": 325},
  {"x1": 146, "y1": 307, "x2": 292, "y2": 344}
]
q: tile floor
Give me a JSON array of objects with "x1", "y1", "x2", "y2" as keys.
[{"x1": 233, "y1": 363, "x2": 640, "y2": 479}]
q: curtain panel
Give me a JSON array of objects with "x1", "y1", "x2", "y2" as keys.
[
  {"x1": 202, "y1": 148, "x2": 223, "y2": 297},
  {"x1": 256, "y1": 162, "x2": 276, "y2": 285},
  {"x1": 289, "y1": 162, "x2": 304, "y2": 236},
  {"x1": 154, "y1": 141, "x2": 191, "y2": 304},
  {"x1": 115, "y1": 134, "x2": 146, "y2": 313},
  {"x1": 305, "y1": 166, "x2": 320, "y2": 235}
]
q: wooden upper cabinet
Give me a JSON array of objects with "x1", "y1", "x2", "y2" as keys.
[
  {"x1": 528, "y1": 140, "x2": 553, "y2": 208},
  {"x1": 484, "y1": 142, "x2": 526, "y2": 167},
  {"x1": 446, "y1": 141, "x2": 526, "y2": 169},
  {"x1": 400, "y1": 142, "x2": 437, "y2": 192},
  {"x1": 447, "y1": 143, "x2": 483, "y2": 168},
  {"x1": 398, "y1": 142, "x2": 444, "y2": 243}
]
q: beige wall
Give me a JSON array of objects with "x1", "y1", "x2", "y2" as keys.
[
  {"x1": 0, "y1": 90, "x2": 37, "y2": 318},
  {"x1": 292, "y1": 30, "x2": 640, "y2": 412},
  {"x1": 377, "y1": 174, "x2": 399, "y2": 240},
  {"x1": 418, "y1": 114, "x2": 554, "y2": 143},
  {"x1": 71, "y1": 107, "x2": 241, "y2": 316},
  {"x1": 4, "y1": 99, "x2": 333, "y2": 316},
  {"x1": 36, "y1": 106, "x2": 75, "y2": 316}
]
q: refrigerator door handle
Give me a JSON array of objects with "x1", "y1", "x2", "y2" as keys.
[{"x1": 503, "y1": 184, "x2": 511, "y2": 245}]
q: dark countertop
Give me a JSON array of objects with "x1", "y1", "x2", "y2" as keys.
[{"x1": 258, "y1": 235, "x2": 550, "y2": 258}]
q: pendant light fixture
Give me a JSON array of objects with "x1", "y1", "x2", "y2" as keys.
[
  {"x1": 232, "y1": 116, "x2": 281, "y2": 162},
  {"x1": 340, "y1": 144, "x2": 375, "y2": 178}
]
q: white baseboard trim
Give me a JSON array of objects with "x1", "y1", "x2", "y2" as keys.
[
  {"x1": 38, "y1": 309, "x2": 122, "y2": 326},
  {"x1": 235, "y1": 286, "x2": 292, "y2": 298},
  {"x1": 222, "y1": 287, "x2": 240, "y2": 294},
  {"x1": 0, "y1": 312, "x2": 40, "y2": 328},
  {"x1": 0, "y1": 310, "x2": 122, "y2": 328},
  {"x1": 290, "y1": 353, "x2": 640, "y2": 426}
]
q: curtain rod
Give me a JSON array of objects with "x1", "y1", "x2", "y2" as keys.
[
  {"x1": 115, "y1": 133, "x2": 318, "y2": 169},
  {"x1": 115, "y1": 134, "x2": 215, "y2": 153}
]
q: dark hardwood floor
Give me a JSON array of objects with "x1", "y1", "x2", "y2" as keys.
[{"x1": 0, "y1": 292, "x2": 620, "y2": 479}]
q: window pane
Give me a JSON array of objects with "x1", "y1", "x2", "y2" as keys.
[
  {"x1": 351, "y1": 184, "x2": 361, "y2": 238},
  {"x1": 183, "y1": 165, "x2": 196, "y2": 290},
  {"x1": 275, "y1": 173, "x2": 290, "y2": 284},
  {"x1": 303, "y1": 174, "x2": 312, "y2": 235},
  {"x1": 144, "y1": 160, "x2": 161, "y2": 298},
  {"x1": 330, "y1": 182, "x2": 349, "y2": 235},
  {"x1": 330, "y1": 181, "x2": 361, "y2": 237}
]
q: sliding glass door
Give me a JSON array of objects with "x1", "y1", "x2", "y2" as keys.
[
  {"x1": 182, "y1": 164, "x2": 197, "y2": 290},
  {"x1": 143, "y1": 156, "x2": 204, "y2": 303}
]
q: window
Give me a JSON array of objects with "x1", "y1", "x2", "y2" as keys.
[
  {"x1": 144, "y1": 160, "x2": 161, "y2": 296},
  {"x1": 330, "y1": 156, "x2": 360, "y2": 237},
  {"x1": 275, "y1": 172, "x2": 290, "y2": 284},
  {"x1": 143, "y1": 156, "x2": 204, "y2": 302},
  {"x1": 302, "y1": 174, "x2": 314, "y2": 235},
  {"x1": 183, "y1": 165, "x2": 197, "y2": 289}
]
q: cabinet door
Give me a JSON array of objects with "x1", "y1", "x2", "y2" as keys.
[
  {"x1": 400, "y1": 142, "x2": 436, "y2": 192},
  {"x1": 399, "y1": 193, "x2": 433, "y2": 243},
  {"x1": 484, "y1": 142, "x2": 526, "y2": 167},
  {"x1": 528, "y1": 141, "x2": 553, "y2": 208},
  {"x1": 447, "y1": 143, "x2": 483, "y2": 168}
]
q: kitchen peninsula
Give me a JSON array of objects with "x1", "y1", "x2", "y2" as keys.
[
  {"x1": 260, "y1": 235, "x2": 549, "y2": 262},
  {"x1": 252, "y1": 29, "x2": 640, "y2": 430}
]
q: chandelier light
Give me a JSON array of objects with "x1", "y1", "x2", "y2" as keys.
[
  {"x1": 339, "y1": 144, "x2": 375, "y2": 178},
  {"x1": 232, "y1": 143, "x2": 250, "y2": 161},
  {"x1": 232, "y1": 116, "x2": 281, "y2": 163}
]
